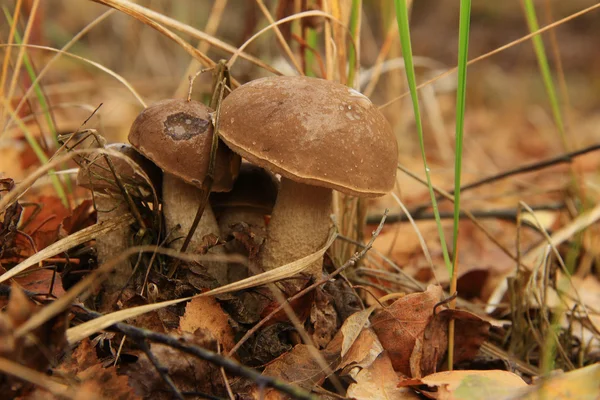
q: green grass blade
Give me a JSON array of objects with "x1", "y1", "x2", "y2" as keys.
[
  {"x1": 453, "y1": 0, "x2": 471, "y2": 266},
  {"x1": 393, "y1": 0, "x2": 452, "y2": 274},
  {"x1": 521, "y1": 0, "x2": 566, "y2": 145},
  {"x1": 347, "y1": 0, "x2": 361, "y2": 86}
]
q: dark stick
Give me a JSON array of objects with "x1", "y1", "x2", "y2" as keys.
[
  {"x1": 366, "y1": 203, "x2": 564, "y2": 224},
  {"x1": 410, "y1": 143, "x2": 600, "y2": 215}
]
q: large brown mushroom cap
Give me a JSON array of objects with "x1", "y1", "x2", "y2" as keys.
[
  {"x1": 218, "y1": 76, "x2": 398, "y2": 197},
  {"x1": 128, "y1": 99, "x2": 240, "y2": 192}
]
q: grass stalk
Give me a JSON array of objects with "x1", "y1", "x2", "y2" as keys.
[
  {"x1": 393, "y1": 0, "x2": 452, "y2": 274},
  {"x1": 447, "y1": 0, "x2": 471, "y2": 370}
]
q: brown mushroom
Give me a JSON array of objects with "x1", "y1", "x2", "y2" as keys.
[
  {"x1": 77, "y1": 142, "x2": 160, "y2": 293},
  {"x1": 211, "y1": 162, "x2": 279, "y2": 283},
  {"x1": 218, "y1": 76, "x2": 398, "y2": 294},
  {"x1": 128, "y1": 99, "x2": 241, "y2": 284}
]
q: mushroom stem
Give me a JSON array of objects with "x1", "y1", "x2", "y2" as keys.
[
  {"x1": 162, "y1": 173, "x2": 227, "y2": 284},
  {"x1": 259, "y1": 178, "x2": 332, "y2": 294},
  {"x1": 95, "y1": 195, "x2": 132, "y2": 294}
]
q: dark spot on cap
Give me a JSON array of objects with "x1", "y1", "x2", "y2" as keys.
[{"x1": 164, "y1": 112, "x2": 210, "y2": 141}]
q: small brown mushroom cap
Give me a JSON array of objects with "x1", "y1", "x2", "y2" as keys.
[
  {"x1": 77, "y1": 143, "x2": 161, "y2": 195},
  {"x1": 218, "y1": 76, "x2": 398, "y2": 197},
  {"x1": 211, "y1": 163, "x2": 279, "y2": 215},
  {"x1": 128, "y1": 99, "x2": 240, "y2": 192}
]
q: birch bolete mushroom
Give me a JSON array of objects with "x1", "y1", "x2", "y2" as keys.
[
  {"x1": 77, "y1": 143, "x2": 160, "y2": 294},
  {"x1": 218, "y1": 76, "x2": 398, "y2": 294},
  {"x1": 211, "y1": 162, "x2": 279, "y2": 284},
  {"x1": 128, "y1": 99, "x2": 241, "y2": 283}
]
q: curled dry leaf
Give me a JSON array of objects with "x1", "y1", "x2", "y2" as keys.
[
  {"x1": 179, "y1": 296, "x2": 235, "y2": 353},
  {"x1": 346, "y1": 351, "x2": 420, "y2": 400},
  {"x1": 371, "y1": 285, "x2": 443, "y2": 376},
  {"x1": 338, "y1": 328, "x2": 383, "y2": 376}
]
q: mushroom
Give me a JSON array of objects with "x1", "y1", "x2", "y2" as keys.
[
  {"x1": 77, "y1": 142, "x2": 161, "y2": 294},
  {"x1": 218, "y1": 76, "x2": 398, "y2": 294},
  {"x1": 211, "y1": 162, "x2": 278, "y2": 237},
  {"x1": 211, "y1": 162, "x2": 279, "y2": 283},
  {"x1": 128, "y1": 99, "x2": 241, "y2": 284}
]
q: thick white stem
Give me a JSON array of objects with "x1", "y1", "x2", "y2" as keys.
[
  {"x1": 163, "y1": 173, "x2": 227, "y2": 285},
  {"x1": 259, "y1": 178, "x2": 332, "y2": 294}
]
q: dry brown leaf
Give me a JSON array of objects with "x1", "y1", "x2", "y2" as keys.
[
  {"x1": 0, "y1": 285, "x2": 67, "y2": 397},
  {"x1": 122, "y1": 332, "x2": 222, "y2": 399},
  {"x1": 179, "y1": 296, "x2": 235, "y2": 353},
  {"x1": 309, "y1": 288, "x2": 338, "y2": 349},
  {"x1": 261, "y1": 344, "x2": 340, "y2": 392},
  {"x1": 414, "y1": 309, "x2": 491, "y2": 377},
  {"x1": 56, "y1": 339, "x2": 140, "y2": 400},
  {"x1": 346, "y1": 351, "x2": 420, "y2": 400},
  {"x1": 14, "y1": 268, "x2": 65, "y2": 298},
  {"x1": 371, "y1": 285, "x2": 443, "y2": 376},
  {"x1": 339, "y1": 306, "x2": 376, "y2": 358},
  {"x1": 518, "y1": 363, "x2": 600, "y2": 400},
  {"x1": 338, "y1": 328, "x2": 383, "y2": 375},
  {"x1": 399, "y1": 369, "x2": 528, "y2": 400}
]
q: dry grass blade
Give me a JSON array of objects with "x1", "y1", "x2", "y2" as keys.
[
  {"x1": 0, "y1": 0, "x2": 23, "y2": 97},
  {"x1": 0, "y1": 215, "x2": 134, "y2": 284},
  {"x1": 66, "y1": 231, "x2": 337, "y2": 344},
  {"x1": 0, "y1": 357, "x2": 75, "y2": 398},
  {"x1": 487, "y1": 201, "x2": 600, "y2": 313},
  {"x1": 0, "y1": 0, "x2": 39, "y2": 128},
  {"x1": 228, "y1": 10, "x2": 352, "y2": 70},
  {"x1": 255, "y1": 0, "x2": 303, "y2": 75},
  {"x1": 0, "y1": 44, "x2": 145, "y2": 111},
  {"x1": 89, "y1": 0, "x2": 282, "y2": 76}
]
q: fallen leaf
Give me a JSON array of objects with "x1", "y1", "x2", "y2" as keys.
[
  {"x1": 399, "y1": 369, "x2": 528, "y2": 400},
  {"x1": 338, "y1": 328, "x2": 383, "y2": 376},
  {"x1": 262, "y1": 344, "x2": 340, "y2": 392},
  {"x1": 415, "y1": 309, "x2": 491, "y2": 377},
  {"x1": 339, "y1": 306, "x2": 376, "y2": 358},
  {"x1": 371, "y1": 285, "x2": 443, "y2": 376},
  {"x1": 518, "y1": 363, "x2": 600, "y2": 400},
  {"x1": 179, "y1": 296, "x2": 235, "y2": 352},
  {"x1": 121, "y1": 331, "x2": 222, "y2": 399},
  {"x1": 309, "y1": 287, "x2": 338, "y2": 349},
  {"x1": 14, "y1": 268, "x2": 65, "y2": 298},
  {"x1": 347, "y1": 351, "x2": 420, "y2": 400}
]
